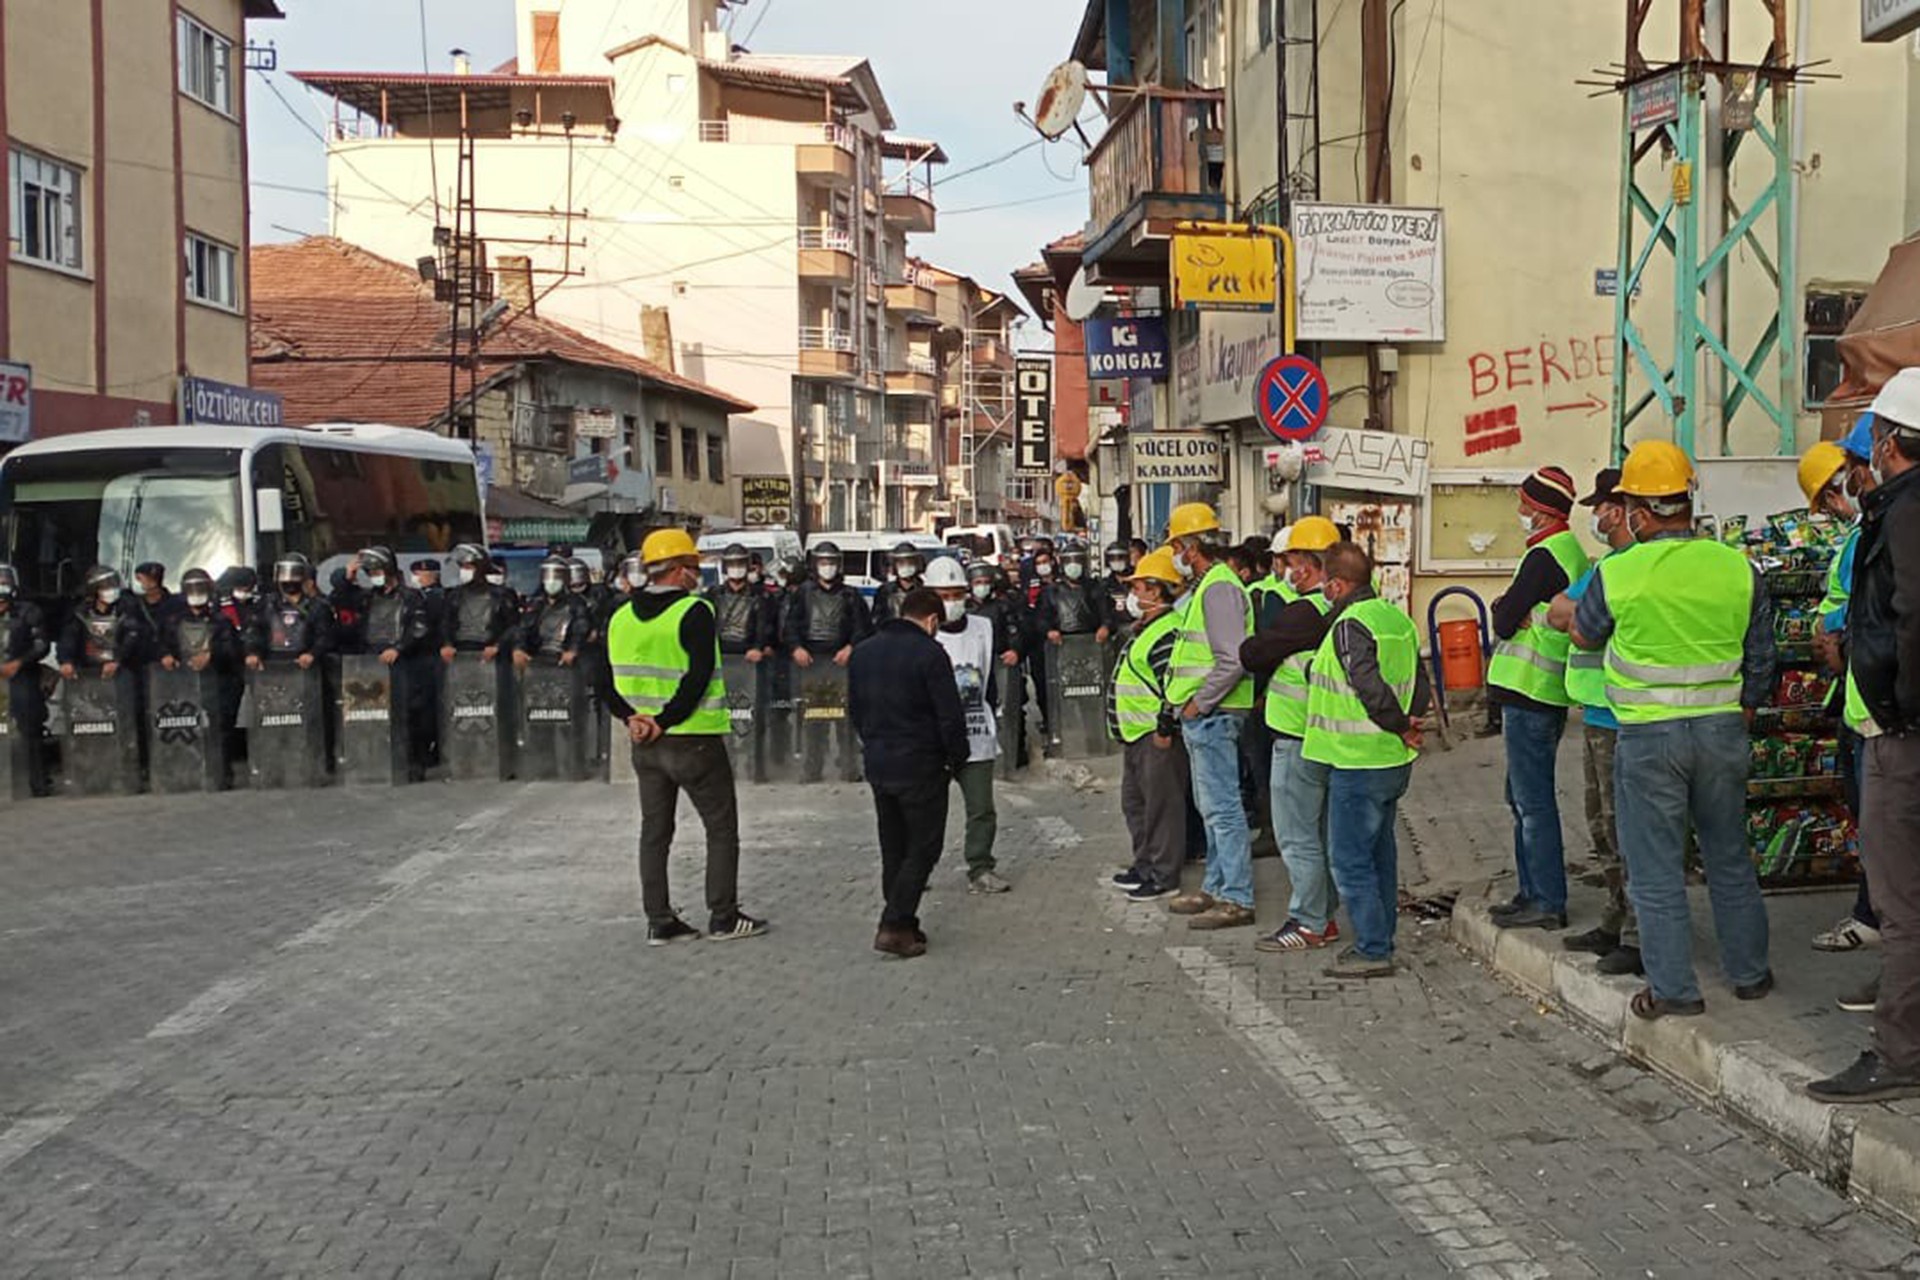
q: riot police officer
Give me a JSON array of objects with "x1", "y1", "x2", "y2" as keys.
[
  {"x1": 354, "y1": 546, "x2": 438, "y2": 780},
  {"x1": 1100, "y1": 541, "x2": 1135, "y2": 636},
  {"x1": 246, "y1": 554, "x2": 334, "y2": 670},
  {"x1": 218, "y1": 566, "x2": 260, "y2": 634},
  {"x1": 707, "y1": 543, "x2": 767, "y2": 660},
  {"x1": 58, "y1": 566, "x2": 151, "y2": 680},
  {"x1": 439, "y1": 543, "x2": 517, "y2": 663},
  {"x1": 870, "y1": 542, "x2": 925, "y2": 625},
  {"x1": 782, "y1": 541, "x2": 871, "y2": 668},
  {"x1": 157, "y1": 568, "x2": 243, "y2": 785},
  {"x1": 0, "y1": 562, "x2": 53, "y2": 796},
  {"x1": 966, "y1": 559, "x2": 1025, "y2": 670},
  {"x1": 514, "y1": 556, "x2": 589, "y2": 669},
  {"x1": 134, "y1": 561, "x2": 184, "y2": 636}
]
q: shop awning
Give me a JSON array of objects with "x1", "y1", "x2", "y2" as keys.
[{"x1": 1834, "y1": 235, "x2": 1920, "y2": 408}]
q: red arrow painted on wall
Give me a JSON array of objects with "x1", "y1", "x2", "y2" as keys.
[{"x1": 1547, "y1": 392, "x2": 1607, "y2": 418}]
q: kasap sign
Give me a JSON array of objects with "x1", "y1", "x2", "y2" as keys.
[
  {"x1": 1083, "y1": 317, "x2": 1169, "y2": 381},
  {"x1": 179, "y1": 375, "x2": 284, "y2": 428},
  {"x1": 1301, "y1": 426, "x2": 1431, "y2": 497}
]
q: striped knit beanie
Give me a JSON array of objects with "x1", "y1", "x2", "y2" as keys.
[{"x1": 1520, "y1": 466, "x2": 1578, "y2": 518}]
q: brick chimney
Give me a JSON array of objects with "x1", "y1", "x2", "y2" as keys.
[
  {"x1": 641, "y1": 305, "x2": 677, "y2": 373},
  {"x1": 496, "y1": 255, "x2": 535, "y2": 314}
]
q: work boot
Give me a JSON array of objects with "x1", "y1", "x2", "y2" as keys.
[
  {"x1": 1806, "y1": 1051, "x2": 1920, "y2": 1104},
  {"x1": 874, "y1": 925, "x2": 926, "y2": 959}
]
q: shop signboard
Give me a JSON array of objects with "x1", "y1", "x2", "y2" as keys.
[
  {"x1": 1131, "y1": 432, "x2": 1223, "y2": 483},
  {"x1": 1083, "y1": 317, "x2": 1169, "y2": 380},
  {"x1": 1293, "y1": 203, "x2": 1446, "y2": 343}
]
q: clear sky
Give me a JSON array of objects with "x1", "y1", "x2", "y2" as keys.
[{"x1": 246, "y1": 0, "x2": 1090, "y2": 300}]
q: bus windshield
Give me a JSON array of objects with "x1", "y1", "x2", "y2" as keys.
[{"x1": 0, "y1": 447, "x2": 244, "y2": 599}]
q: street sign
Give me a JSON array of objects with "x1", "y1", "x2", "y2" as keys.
[
  {"x1": 1628, "y1": 71, "x2": 1681, "y2": 131},
  {"x1": 1864, "y1": 0, "x2": 1920, "y2": 41},
  {"x1": 178, "y1": 375, "x2": 283, "y2": 427},
  {"x1": 1254, "y1": 355, "x2": 1329, "y2": 443}
]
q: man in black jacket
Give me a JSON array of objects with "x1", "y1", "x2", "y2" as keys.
[
  {"x1": 0, "y1": 563, "x2": 53, "y2": 796},
  {"x1": 1811, "y1": 374, "x2": 1920, "y2": 1103},
  {"x1": 849, "y1": 587, "x2": 970, "y2": 958}
]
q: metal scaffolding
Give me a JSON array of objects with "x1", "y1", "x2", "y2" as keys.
[{"x1": 1603, "y1": 0, "x2": 1814, "y2": 461}]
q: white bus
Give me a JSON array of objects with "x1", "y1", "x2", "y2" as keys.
[{"x1": 0, "y1": 423, "x2": 486, "y2": 608}]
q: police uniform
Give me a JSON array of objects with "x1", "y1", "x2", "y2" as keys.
[{"x1": 1, "y1": 594, "x2": 53, "y2": 796}]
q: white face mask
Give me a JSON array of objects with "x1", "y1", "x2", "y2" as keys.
[
  {"x1": 455, "y1": 567, "x2": 475, "y2": 587},
  {"x1": 368, "y1": 573, "x2": 387, "y2": 589},
  {"x1": 817, "y1": 563, "x2": 839, "y2": 582},
  {"x1": 1172, "y1": 549, "x2": 1196, "y2": 579},
  {"x1": 1590, "y1": 515, "x2": 1608, "y2": 542},
  {"x1": 748, "y1": 571, "x2": 762, "y2": 585},
  {"x1": 186, "y1": 592, "x2": 210, "y2": 609},
  {"x1": 233, "y1": 588, "x2": 254, "y2": 603},
  {"x1": 1517, "y1": 513, "x2": 1537, "y2": 536},
  {"x1": 1124, "y1": 594, "x2": 1145, "y2": 619},
  {"x1": 1063, "y1": 562, "x2": 1084, "y2": 580},
  {"x1": 98, "y1": 587, "x2": 122, "y2": 605},
  {"x1": 971, "y1": 582, "x2": 992, "y2": 601},
  {"x1": 942, "y1": 599, "x2": 966, "y2": 623},
  {"x1": 725, "y1": 565, "x2": 748, "y2": 582},
  {"x1": 485, "y1": 573, "x2": 505, "y2": 588},
  {"x1": 1035, "y1": 561, "x2": 1054, "y2": 578},
  {"x1": 543, "y1": 577, "x2": 565, "y2": 597},
  {"x1": 626, "y1": 568, "x2": 647, "y2": 589},
  {"x1": 897, "y1": 564, "x2": 919, "y2": 580}
]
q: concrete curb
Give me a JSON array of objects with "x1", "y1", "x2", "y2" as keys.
[{"x1": 1450, "y1": 891, "x2": 1919, "y2": 1233}]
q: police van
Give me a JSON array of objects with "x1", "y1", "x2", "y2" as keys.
[{"x1": 805, "y1": 532, "x2": 953, "y2": 600}]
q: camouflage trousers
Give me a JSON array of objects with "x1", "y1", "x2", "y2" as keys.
[{"x1": 1584, "y1": 721, "x2": 1638, "y2": 946}]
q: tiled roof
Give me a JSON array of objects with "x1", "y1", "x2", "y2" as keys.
[{"x1": 250, "y1": 237, "x2": 753, "y2": 428}]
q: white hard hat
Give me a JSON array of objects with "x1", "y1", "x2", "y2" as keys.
[
  {"x1": 923, "y1": 557, "x2": 968, "y2": 589},
  {"x1": 1870, "y1": 368, "x2": 1920, "y2": 433},
  {"x1": 1273, "y1": 524, "x2": 1294, "y2": 554}
]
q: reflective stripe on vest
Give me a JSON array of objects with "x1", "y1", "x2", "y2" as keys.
[
  {"x1": 1597, "y1": 539, "x2": 1752, "y2": 724},
  {"x1": 1302, "y1": 597, "x2": 1419, "y2": 770},
  {"x1": 1486, "y1": 530, "x2": 1589, "y2": 706},
  {"x1": 1563, "y1": 549, "x2": 1620, "y2": 709},
  {"x1": 1108, "y1": 611, "x2": 1181, "y2": 743},
  {"x1": 1820, "y1": 524, "x2": 1858, "y2": 629},
  {"x1": 606, "y1": 595, "x2": 729, "y2": 735},
  {"x1": 1164, "y1": 563, "x2": 1254, "y2": 710},
  {"x1": 1262, "y1": 591, "x2": 1332, "y2": 738}
]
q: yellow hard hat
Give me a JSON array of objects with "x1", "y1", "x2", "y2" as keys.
[
  {"x1": 1165, "y1": 501, "x2": 1222, "y2": 543},
  {"x1": 1286, "y1": 516, "x2": 1340, "y2": 553},
  {"x1": 1797, "y1": 441, "x2": 1847, "y2": 506},
  {"x1": 640, "y1": 527, "x2": 698, "y2": 565},
  {"x1": 1617, "y1": 440, "x2": 1696, "y2": 498},
  {"x1": 1127, "y1": 548, "x2": 1182, "y2": 587}
]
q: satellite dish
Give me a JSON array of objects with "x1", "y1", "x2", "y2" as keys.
[
  {"x1": 1033, "y1": 61, "x2": 1088, "y2": 141},
  {"x1": 1063, "y1": 266, "x2": 1107, "y2": 322}
]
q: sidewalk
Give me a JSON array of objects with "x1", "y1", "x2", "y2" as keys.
[{"x1": 1406, "y1": 717, "x2": 1920, "y2": 1233}]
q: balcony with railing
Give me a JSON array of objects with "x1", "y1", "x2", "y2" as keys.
[
  {"x1": 797, "y1": 326, "x2": 856, "y2": 380},
  {"x1": 796, "y1": 225, "x2": 856, "y2": 284},
  {"x1": 882, "y1": 171, "x2": 937, "y2": 234},
  {"x1": 884, "y1": 351, "x2": 939, "y2": 401},
  {"x1": 1084, "y1": 89, "x2": 1226, "y2": 281},
  {"x1": 698, "y1": 118, "x2": 857, "y2": 185},
  {"x1": 969, "y1": 333, "x2": 1016, "y2": 372},
  {"x1": 884, "y1": 265, "x2": 939, "y2": 320}
]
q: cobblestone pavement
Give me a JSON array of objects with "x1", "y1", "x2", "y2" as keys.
[{"x1": 3, "y1": 759, "x2": 1917, "y2": 1278}]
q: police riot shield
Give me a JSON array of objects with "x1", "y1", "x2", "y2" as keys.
[
  {"x1": 249, "y1": 663, "x2": 329, "y2": 789},
  {"x1": 995, "y1": 657, "x2": 1025, "y2": 781},
  {"x1": 62, "y1": 669, "x2": 143, "y2": 797},
  {"x1": 719, "y1": 655, "x2": 763, "y2": 783},
  {"x1": 337, "y1": 654, "x2": 408, "y2": 787},
  {"x1": 442, "y1": 656, "x2": 514, "y2": 782},
  {"x1": 0, "y1": 678, "x2": 26, "y2": 803},
  {"x1": 1049, "y1": 634, "x2": 1114, "y2": 759},
  {"x1": 758, "y1": 655, "x2": 799, "y2": 783},
  {"x1": 796, "y1": 660, "x2": 857, "y2": 783},
  {"x1": 146, "y1": 667, "x2": 228, "y2": 793},
  {"x1": 518, "y1": 661, "x2": 590, "y2": 781}
]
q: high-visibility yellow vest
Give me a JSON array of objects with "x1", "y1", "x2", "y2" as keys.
[
  {"x1": 1488, "y1": 530, "x2": 1590, "y2": 706},
  {"x1": 1165, "y1": 562, "x2": 1254, "y2": 710},
  {"x1": 1597, "y1": 539, "x2": 1753, "y2": 724},
  {"x1": 1302, "y1": 597, "x2": 1420, "y2": 770},
  {"x1": 1107, "y1": 610, "x2": 1181, "y2": 744},
  {"x1": 1263, "y1": 591, "x2": 1333, "y2": 738},
  {"x1": 606, "y1": 595, "x2": 729, "y2": 735},
  {"x1": 1250, "y1": 574, "x2": 1299, "y2": 612},
  {"x1": 1563, "y1": 550, "x2": 1623, "y2": 710}
]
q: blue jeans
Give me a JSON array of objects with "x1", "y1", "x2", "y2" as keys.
[
  {"x1": 1270, "y1": 737, "x2": 1334, "y2": 931},
  {"x1": 1186, "y1": 710, "x2": 1252, "y2": 908},
  {"x1": 1614, "y1": 715, "x2": 1770, "y2": 1004},
  {"x1": 1502, "y1": 703, "x2": 1569, "y2": 913},
  {"x1": 1326, "y1": 764, "x2": 1412, "y2": 960}
]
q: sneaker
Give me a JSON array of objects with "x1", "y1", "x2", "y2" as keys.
[
  {"x1": 1806, "y1": 1050, "x2": 1920, "y2": 1104},
  {"x1": 1837, "y1": 975, "x2": 1880, "y2": 1013},
  {"x1": 707, "y1": 911, "x2": 769, "y2": 941},
  {"x1": 647, "y1": 917, "x2": 701, "y2": 947},
  {"x1": 1324, "y1": 946, "x2": 1395, "y2": 979},
  {"x1": 1255, "y1": 918, "x2": 1339, "y2": 952},
  {"x1": 968, "y1": 871, "x2": 1012, "y2": 895},
  {"x1": 1812, "y1": 916, "x2": 1880, "y2": 952},
  {"x1": 1188, "y1": 902, "x2": 1257, "y2": 931},
  {"x1": 1126, "y1": 880, "x2": 1176, "y2": 902},
  {"x1": 1167, "y1": 890, "x2": 1217, "y2": 916},
  {"x1": 1492, "y1": 905, "x2": 1569, "y2": 931},
  {"x1": 1112, "y1": 869, "x2": 1146, "y2": 890}
]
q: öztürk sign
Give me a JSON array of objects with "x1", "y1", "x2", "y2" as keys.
[{"x1": 1131, "y1": 433, "x2": 1223, "y2": 484}]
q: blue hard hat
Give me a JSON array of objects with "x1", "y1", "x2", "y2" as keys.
[{"x1": 1842, "y1": 413, "x2": 1877, "y2": 461}]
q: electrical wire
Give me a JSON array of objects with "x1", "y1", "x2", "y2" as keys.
[
  {"x1": 418, "y1": 0, "x2": 441, "y2": 223},
  {"x1": 740, "y1": 0, "x2": 776, "y2": 48}
]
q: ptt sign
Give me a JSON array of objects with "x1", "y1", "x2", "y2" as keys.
[
  {"x1": 0, "y1": 362, "x2": 31, "y2": 444},
  {"x1": 1084, "y1": 317, "x2": 1169, "y2": 381}
]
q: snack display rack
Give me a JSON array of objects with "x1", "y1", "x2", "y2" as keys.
[{"x1": 1716, "y1": 512, "x2": 1857, "y2": 890}]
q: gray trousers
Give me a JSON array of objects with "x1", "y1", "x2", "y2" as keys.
[
  {"x1": 1865, "y1": 734, "x2": 1920, "y2": 1070},
  {"x1": 632, "y1": 735, "x2": 741, "y2": 926},
  {"x1": 1122, "y1": 733, "x2": 1191, "y2": 889}
]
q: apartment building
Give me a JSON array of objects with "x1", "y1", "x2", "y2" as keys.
[
  {"x1": 912, "y1": 263, "x2": 1030, "y2": 529},
  {"x1": 298, "y1": 0, "x2": 943, "y2": 531},
  {"x1": 2, "y1": 0, "x2": 281, "y2": 442}
]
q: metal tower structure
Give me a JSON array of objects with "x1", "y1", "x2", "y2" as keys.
[{"x1": 1604, "y1": 0, "x2": 1812, "y2": 461}]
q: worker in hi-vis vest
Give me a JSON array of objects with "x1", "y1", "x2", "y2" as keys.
[{"x1": 601, "y1": 528, "x2": 769, "y2": 948}]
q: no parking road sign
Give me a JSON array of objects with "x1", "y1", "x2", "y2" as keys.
[{"x1": 1255, "y1": 354, "x2": 1329, "y2": 443}]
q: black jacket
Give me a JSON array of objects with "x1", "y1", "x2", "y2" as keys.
[
  {"x1": 848, "y1": 618, "x2": 970, "y2": 787},
  {"x1": 158, "y1": 605, "x2": 242, "y2": 670},
  {"x1": 1490, "y1": 534, "x2": 1576, "y2": 713},
  {"x1": 1, "y1": 600, "x2": 52, "y2": 676},
  {"x1": 782, "y1": 579, "x2": 871, "y2": 653},
  {"x1": 595, "y1": 589, "x2": 720, "y2": 733},
  {"x1": 1852, "y1": 462, "x2": 1920, "y2": 734},
  {"x1": 56, "y1": 598, "x2": 151, "y2": 667}
]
